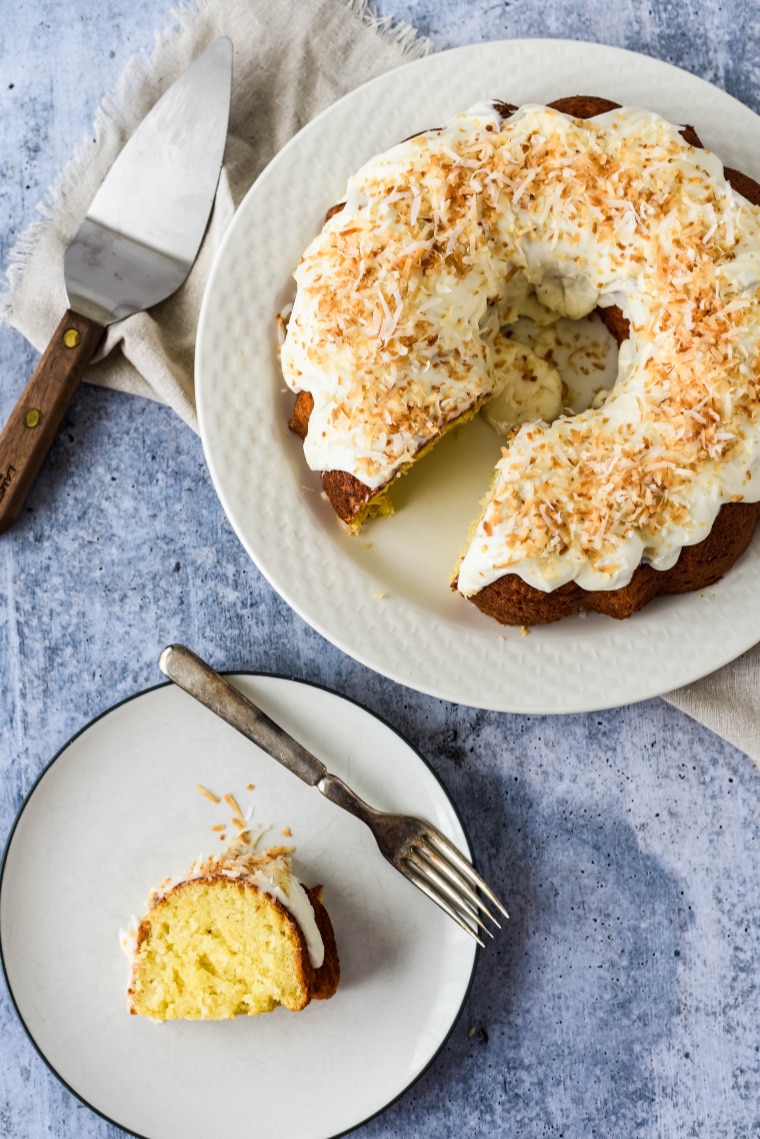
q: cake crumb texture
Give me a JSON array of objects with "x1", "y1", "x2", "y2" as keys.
[{"x1": 127, "y1": 876, "x2": 339, "y2": 1021}]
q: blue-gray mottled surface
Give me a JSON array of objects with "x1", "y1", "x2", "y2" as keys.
[{"x1": 1, "y1": 2, "x2": 759, "y2": 1137}]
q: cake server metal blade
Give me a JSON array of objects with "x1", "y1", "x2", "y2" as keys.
[
  {"x1": 0, "y1": 37, "x2": 232, "y2": 534},
  {"x1": 64, "y1": 36, "x2": 232, "y2": 324}
]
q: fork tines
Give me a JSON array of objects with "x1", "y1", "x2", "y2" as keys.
[{"x1": 403, "y1": 827, "x2": 508, "y2": 947}]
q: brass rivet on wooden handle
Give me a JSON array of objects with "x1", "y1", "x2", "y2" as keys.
[
  {"x1": 63, "y1": 328, "x2": 80, "y2": 349},
  {"x1": 24, "y1": 408, "x2": 41, "y2": 429}
]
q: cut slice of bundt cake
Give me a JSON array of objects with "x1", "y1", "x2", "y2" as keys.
[{"x1": 123, "y1": 837, "x2": 339, "y2": 1021}]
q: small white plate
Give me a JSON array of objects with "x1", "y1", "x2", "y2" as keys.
[
  {"x1": 0, "y1": 677, "x2": 477, "y2": 1139},
  {"x1": 196, "y1": 40, "x2": 760, "y2": 712}
]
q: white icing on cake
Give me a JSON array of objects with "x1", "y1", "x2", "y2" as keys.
[
  {"x1": 281, "y1": 102, "x2": 760, "y2": 594},
  {"x1": 124, "y1": 840, "x2": 325, "y2": 970},
  {"x1": 480, "y1": 336, "x2": 563, "y2": 433}
]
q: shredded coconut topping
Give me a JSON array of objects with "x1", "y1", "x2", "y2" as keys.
[{"x1": 280, "y1": 103, "x2": 760, "y2": 593}]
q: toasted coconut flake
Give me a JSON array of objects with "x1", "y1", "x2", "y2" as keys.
[
  {"x1": 224, "y1": 793, "x2": 243, "y2": 818},
  {"x1": 198, "y1": 785, "x2": 220, "y2": 804}
]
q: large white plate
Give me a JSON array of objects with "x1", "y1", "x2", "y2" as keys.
[
  {"x1": 196, "y1": 40, "x2": 760, "y2": 714},
  {"x1": 0, "y1": 677, "x2": 476, "y2": 1139}
]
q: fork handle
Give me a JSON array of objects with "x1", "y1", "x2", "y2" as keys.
[{"x1": 158, "y1": 644, "x2": 328, "y2": 787}]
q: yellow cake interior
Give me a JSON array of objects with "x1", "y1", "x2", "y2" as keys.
[{"x1": 128, "y1": 877, "x2": 309, "y2": 1021}]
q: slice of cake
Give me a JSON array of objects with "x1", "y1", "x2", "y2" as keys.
[{"x1": 123, "y1": 834, "x2": 340, "y2": 1021}]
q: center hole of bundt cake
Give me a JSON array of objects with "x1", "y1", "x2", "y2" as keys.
[{"x1": 480, "y1": 299, "x2": 621, "y2": 436}]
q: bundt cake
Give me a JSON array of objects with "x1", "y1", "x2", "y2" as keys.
[
  {"x1": 123, "y1": 832, "x2": 340, "y2": 1021},
  {"x1": 281, "y1": 97, "x2": 760, "y2": 625}
]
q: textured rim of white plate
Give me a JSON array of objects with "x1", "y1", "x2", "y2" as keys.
[
  {"x1": 196, "y1": 39, "x2": 760, "y2": 715},
  {"x1": 0, "y1": 676, "x2": 478, "y2": 1139}
]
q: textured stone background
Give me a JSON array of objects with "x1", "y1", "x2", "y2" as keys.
[{"x1": 1, "y1": 1, "x2": 760, "y2": 1137}]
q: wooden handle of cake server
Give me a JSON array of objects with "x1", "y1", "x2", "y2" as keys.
[{"x1": 0, "y1": 310, "x2": 104, "y2": 534}]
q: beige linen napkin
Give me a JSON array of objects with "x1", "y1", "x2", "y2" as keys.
[
  {"x1": 665, "y1": 645, "x2": 760, "y2": 764},
  {"x1": 1, "y1": 0, "x2": 757, "y2": 756},
  {"x1": 0, "y1": 0, "x2": 431, "y2": 429}
]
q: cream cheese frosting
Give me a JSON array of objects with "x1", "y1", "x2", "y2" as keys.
[
  {"x1": 281, "y1": 102, "x2": 760, "y2": 594},
  {"x1": 480, "y1": 336, "x2": 563, "y2": 433}
]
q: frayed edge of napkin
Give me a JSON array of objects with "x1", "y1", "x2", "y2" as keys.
[
  {"x1": 347, "y1": 0, "x2": 433, "y2": 62},
  {"x1": 0, "y1": 0, "x2": 432, "y2": 325}
]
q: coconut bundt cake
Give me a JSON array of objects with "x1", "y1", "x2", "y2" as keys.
[
  {"x1": 281, "y1": 96, "x2": 760, "y2": 625},
  {"x1": 123, "y1": 833, "x2": 339, "y2": 1021}
]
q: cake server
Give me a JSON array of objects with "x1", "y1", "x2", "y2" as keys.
[
  {"x1": 159, "y1": 643, "x2": 509, "y2": 946},
  {"x1": 0, "y1": 37, "x2": 233, "y2": 534}
]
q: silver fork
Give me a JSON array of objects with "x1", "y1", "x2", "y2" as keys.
[{"x1": 158, "y1": 644, "x2": 508, "y2": 946}]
